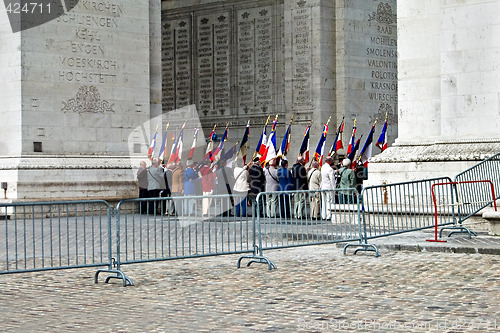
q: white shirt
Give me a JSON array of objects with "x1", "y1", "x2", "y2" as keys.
[
  {"x1": 321, "y1": 163, "x2": 337, "y2": 190},
  {"x1": 233, "y1": 166, "x2": 250, "y2": 192}
]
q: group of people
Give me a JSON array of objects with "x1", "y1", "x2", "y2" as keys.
[{"x1": 137, "y1": 156, "x2": 367, "y2": 219}]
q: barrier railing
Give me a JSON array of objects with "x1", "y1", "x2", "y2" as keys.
[
  {"x1": 96, "y1": 194, "x2": 264, "y2": 285},
  {"x1": 344, "y1": 177, "x2": 455, "y2": 255},
  {"x1": 453, "y1": 153, "x2": 500, "y2": 221},
  {"x1": 427, "y1": 180, "x2": 498, "y2": 241},
  {"x1": 2, "y1": 155, "x2": 498, "y2": 284},
  {"x1": 239, "y1": 189, "x2": 367, "y2": 265},
  {"x1": 0, "y1": 200, "x2": 116, "y2": 277}
]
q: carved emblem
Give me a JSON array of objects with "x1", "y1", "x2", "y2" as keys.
[
  {"x1": 217, "y1": 15, "x2": 226, "y2": 22},
  {"x1": 259, "y1": 9, "x2": 268, "y2": 16},
  {"x1": 179, "y1": 21, "x2": 187, "y2": 27},
  {"x1": 162, "y1": 23, "x2": 171, "y2": 30},
  {"x1": 297, "y1": 0, "x2": 307, "y2": 8},
  {"x1": 201, "y1": 17, "x2": 209, "y2": 25},
  {"x1": 368, "y1": 2, "x2": 396, "y2": 24},
  {"x1": 373, "y1": 103, "x2": 397, "y2": 124},
  {"x1": 62, "y1": 85, "x2": 115, "y2": 114},
  {"x1": 242, "y1": 12, "x2": 250, "y2": 19}
]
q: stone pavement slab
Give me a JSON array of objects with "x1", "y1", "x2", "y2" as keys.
[
  {"x1": 0, "y1": 243, "x2": 499, "y2": 332},
  {"x1": 340, "y1": 219, "x2": 500, "y2": 256}
]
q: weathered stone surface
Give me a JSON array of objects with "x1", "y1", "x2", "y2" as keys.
[{"x1": 370, "y1": 0, "x2": 500, "y2": 183}]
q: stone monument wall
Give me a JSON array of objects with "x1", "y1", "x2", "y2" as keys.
[
  {"x1": 162, "y1": 0, "x2": 398, "y2": 160},
  {"x1": 369, "y1": 0, "x2": 500, "y2": 185},
  {"x1": 0, "y1": 0, "x2": 157, "y2": 200}
]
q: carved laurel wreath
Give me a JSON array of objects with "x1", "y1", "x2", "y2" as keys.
[
  {"x1": 62, "y1": 85, "x2": 115, "y2": 113},
  {"x1": 368, "y1": 2, "x2": 396, "y2": 25}
]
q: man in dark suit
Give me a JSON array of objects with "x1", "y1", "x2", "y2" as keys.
[
  {"x1": 248, "y1": 157, "x2": 266, "y2": 217},
  {"x1": 291, "y1": 156, "x2": 308, "y2": 218}
]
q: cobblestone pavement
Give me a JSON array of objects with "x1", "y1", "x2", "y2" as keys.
[{"x1": 1, "y1": 240, "x2": 499, "y2": 332}]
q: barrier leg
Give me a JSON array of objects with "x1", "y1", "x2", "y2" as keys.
[
  {"x1": 237, "y1": 246, "x2": 277, "y2": 271},
  {"x1": 343, "y1": 242, "x2": 380, "y2": 257},
  {"x1": 94, "y1": 259, "x2": 134, "y2": 287},
  {"x1": 439, "y1": 225, "x2": 477, "y2": 239}
]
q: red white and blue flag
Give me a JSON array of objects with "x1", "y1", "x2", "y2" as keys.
[
  {"x1": 187, "y1": 128, "x2": 199, "y2": 160},
  {"x1": 204, "y1": 125, "x2": 217, "y2": 161},
  {"x1": 346, "y1": 119, "x2": 357, "y2": 157},
  {"x1": 347, "y1": 136, "x2": 362, "y2": 162},
  {"x1": 298, "y1": 123, "x2": 311, "y2": 163},
  {"x1": 212, "y1": 124, "x2": 228, "y2": 162},
  {"x1": 329, "y1": 117, "x2": 344, "y2": 157},
  {"x1": 376, "y1": 114, "x2": 388, "y2": 152},
  {"x1": 255, "y1": 116, "x2": 270, "y2": 159},
  {"x1": 278, "y1": 118, "x2": 292, "y2": 158},
  {"x1": 157, "y1": 123, "x2": 170, "y2": 162},
  {"x1": 168, "y1": 123, "x2": 186, "y2": 164},
  {"x1": 359, "y1": 121, "x2": 377, "y2": 167},
  {"x1": 262, "y1": 116, "x2": 278, "y2": 163},
  {"x1": 147, "y1": 124, "x2": 159, "y2": 161},
  {"x1": 314, "y1": 121, "x2": 329, "y2": 165},
  {"x1": 238, "y1": 120, "x2": 250, "y2": 163}
]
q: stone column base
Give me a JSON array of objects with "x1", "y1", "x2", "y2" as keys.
[
  {"x1": 0, "y1": 155, "x2": 143, "y2": 202},
  {"x1": 366, "y1": 140, "x2": 500, "y2": 187}
]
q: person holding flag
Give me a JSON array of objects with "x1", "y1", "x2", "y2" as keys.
[
  {"x1": 313, "y1": 116, "x2": 331, "y2": 165},
  {"x1": 298, "y1": 121, "x2": 312, "y2": 163},
  {"x1": 376, "y1": 112, "x2": 388, "y2": 152},
  {"x1": 328, "y1": 117, "x2": 344, "y2": 157}
]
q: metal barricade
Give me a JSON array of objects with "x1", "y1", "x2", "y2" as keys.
[
  {"x1": 239, "y1": 189, "x2": 364, "y2": 265},
  {"x1": 345, "y1": 177, "x2": 455, "y2": 255},
  {"x1": 435, "y1": 153, "x2": 500, "y2": 237},
  {"x1": 97, "y1": 194, "x2": 262, "y2": 284},
  {"x1": 453, "y1": 153, "x2": 500, "y2": 221},
  {"x1": 0, "y1": 200, "x2": 116, "y2": 279}
]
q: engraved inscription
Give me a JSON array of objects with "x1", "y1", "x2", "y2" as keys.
[
  {"x1": 196, "y1": 13, "x2": 231, "y2": 116},
  {"x1": 55, "y1": 2, "x2": 123, "y2": 85},
  {"x1": 162, "y1": 21, "x2": 175, "y2": 112},
  {"x1": 237, "y1": 10, "x2": 256, "y2": 113},
  {"x1": 175, "y1": 20, "x2": 192, "y2": 108},
  {"x1": 366, "y1": 2, "x2": 398, "y2": 109},
  {"x1": 291, "y1": 6, "x2": 312, "y2": 108}
]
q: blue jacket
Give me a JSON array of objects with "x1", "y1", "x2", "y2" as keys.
[
  {"x1": 184, "y1": 167, "x2": 199, "y2": 195},
  {"x1": 277, "y1": 167, "x2": 294, "y2": 192}
]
